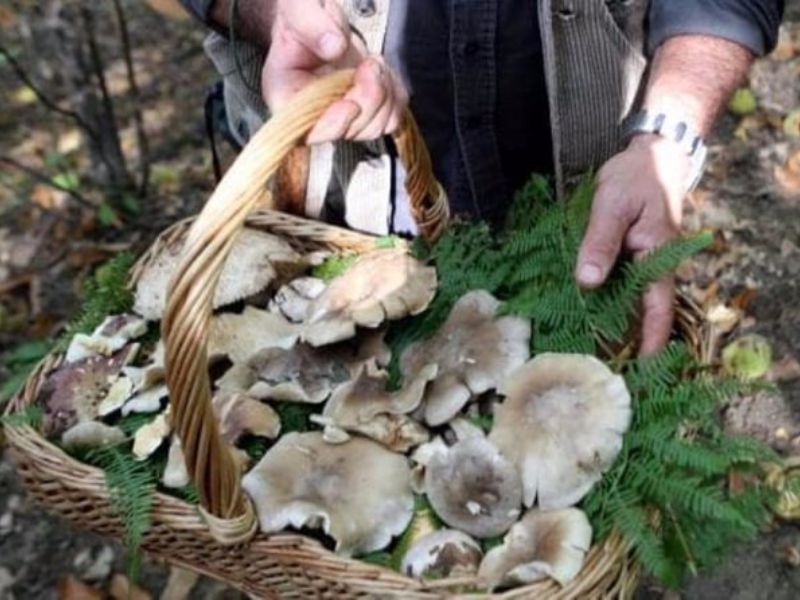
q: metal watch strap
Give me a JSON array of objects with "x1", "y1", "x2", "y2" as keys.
[{"x1": 623, "y1": 110, "x2": 708, "y2": 191}]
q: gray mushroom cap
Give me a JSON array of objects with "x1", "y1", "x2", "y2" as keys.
[
  {"x1": 242, "y1": 432, "x2": 414, "y2": 556},
  {"x1": 320, "y1": 361, "x2": 436, "y2": 452},
  {"x1": 489, "y1": 353, "x2": 631, "y2": 508},
  {"x1": 478, "y1": 508, "x2": 592, "y2": 589},
  {"x1": 401, "y1": 290, "x2": 531, "y2": 426},
  {"x1": 301, "y1": 248, "x2": 437, "y2": 346},
  {"x1": 425, "y1": 437, "x2": 523, "y2": 538},
  {"x1": 402, "y1": 529, "x2": 483, "y2": 579},
  {"x1": 133, "y1": 228, "x2": 303, "y2": 320}
]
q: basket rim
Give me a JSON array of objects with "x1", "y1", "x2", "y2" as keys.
[{"x1": 3, "y1": 208, "x2": 638, "y2": 599}]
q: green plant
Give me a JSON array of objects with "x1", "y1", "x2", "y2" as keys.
[
  {"x1": 55, "y1": 252, "x2": 135, "y2": 352},
  {"x1": 0, "y1": 340, "x2": 51, "y2": 405},
  {"x1": 84, "y1": 446, "x2": 155, "y2": 583}
]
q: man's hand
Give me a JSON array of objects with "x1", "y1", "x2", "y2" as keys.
[
  {"x1": 262, "y1": 0, "x2": 407, "y2": 144},
  {"x1": 576, "y1": 134, "x2": 690, "y2": 354},
  {"x1": 574, "y1": 34, "x2": 754, "y2": 354}
]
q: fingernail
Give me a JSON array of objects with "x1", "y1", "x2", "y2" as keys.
[
  {"x1": 319, "y1": 32, "x2": 345, "y2": 59},
  {"x1": 578, "y1": 263, "x2": 603, "y2": 285}
]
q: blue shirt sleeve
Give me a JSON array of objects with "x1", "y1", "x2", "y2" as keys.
[{"x1": 649, "y1": 0, "x2": 785, "y2": 56}]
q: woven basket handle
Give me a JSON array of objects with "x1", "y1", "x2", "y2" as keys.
[{"x1": 161, "y1": 69, "x2": 447, "y2": 544}]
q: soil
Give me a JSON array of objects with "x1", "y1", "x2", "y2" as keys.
[{"x1": 1, "y1": 2, "x2": 799, "y2": 599}]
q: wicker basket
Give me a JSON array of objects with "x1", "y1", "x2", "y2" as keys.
[{"x1": 3, "y1": 70, "x2": 640, "y2": 599}]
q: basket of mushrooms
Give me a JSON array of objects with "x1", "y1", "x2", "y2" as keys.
[{"x1": 2, "y1": 70, "x2": 644, "y2": 599}]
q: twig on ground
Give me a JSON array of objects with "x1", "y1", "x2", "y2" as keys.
[
  {"x1": 111, "y1": 0, "x2": 151, "y2": 197},
  {"x1": 0, "y1": 42, "x2": 100, "y2": 143}
]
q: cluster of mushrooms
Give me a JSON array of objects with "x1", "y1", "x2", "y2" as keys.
[{"x1": 37, "y1": 228, "x2": 633, "y2": 591}]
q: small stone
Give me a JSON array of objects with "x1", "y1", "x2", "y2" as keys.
[
  {"x1": 0, "y1": 567, "x2": 15, "y2": 600},
  {"x1": 82, "y1": 546, "x2": 115, "y2": 582},
  {"x1": 0, "y1": 511, "x2": 13, "y2": 535},
  {"x1": 5, "y1": 495, "x2": 22, "y2": 512},
  {"x1": 784, "y1": 545, "x2": 800, "y2": 568},
  {"x1": 72, "y1": 548, "x2": 92, "y2": 570}
]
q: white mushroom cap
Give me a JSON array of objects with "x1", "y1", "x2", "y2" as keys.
[
  {"x1": 489, "y1": 353, "x2": 631, "y2": 508},
  {"x1": 321, "y1": 362, "x2": 436, "y2": 452},
  {"x1": 132, "y1": 410, "x2": 171, "y2": 460},
  {"x1": 162, "y1": 436, "x2": 191, "y2": 489},
  {"x1": 301, "y1": 248, "x2": 437, "y2": 346},
  {"x1": 121, "y1": 383, "x2": 168, "y2": 416},
  {"x1": 134, "y1": 229, "x2": 303, "y2": 320},
  {"x1": 269, "y1": 276, "x2": 326, "y2": 323},
  {"x1": 65, "y1": 314, "x2": 148, "y2": 363},
  {"x1": 208, "y1": 307, "x2": 301, "y2": 363},
  {"x1": 122, "y1": 340, "x2": 165, "y2": 392},
  {"x1": 478, "y1": 508, "x2": 592, "y2": 589},
  {"x1": 425, "y1": 437, "x2": 522, "y2": 538},
  {"x1": 400, "y1": 290, "x2": 531, "y2": 426},
  {"x1": 242, "y1": 432, "x2": 414, "y2": 556},
  {"x1": 61, "y1": 421, "x2": 126, "y2": 450},
  {"x1": 409, "y1": 437, "x2": 448, "y2": 493},
  {"x1": 402, "y1": 529, "x2": 483, "y2": 579},
  {"x1": 97, "y1": 375, "x2": 135, "y2": 417}
]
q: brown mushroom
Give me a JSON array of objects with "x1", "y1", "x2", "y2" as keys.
[
  {"x1": 425, "y1": 437, "x2": 523, "y2": 538},
  {"x1": 133, "y1": 228, "x2": 303, "y2": 320},
  {"x1": 301, "y1": 248, "x2": 437, "y2": 346},
  {"x1": 242, "y1": 432, "x2": 414, "y2": 556},
  {"x1": 478, "y1": 508, "x2": 592, "y2": 589},
  {"x1": 401, "y1": 290, "x2": 531, "y2": 426},
  {"x1": 40, "y1": 345, "x2": 138, "y2": 435},
  {"x1": 489, "y1": 353, "x2": 631, "y2": 508}
]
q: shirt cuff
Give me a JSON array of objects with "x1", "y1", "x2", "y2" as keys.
[{"x1": 648, "y1": 2, "x2": 778, "y2": 57}]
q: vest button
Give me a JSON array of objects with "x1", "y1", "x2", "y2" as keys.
[{"x1": 352, "y1": 0, "x2": 377, "y2": 18}]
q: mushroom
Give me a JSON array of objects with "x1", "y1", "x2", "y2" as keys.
[
  {"x1": 162, "y1": 436, "x2": 190, "y2": 489},
  {"x1": 242, "y1": 432, "x2": 414, "y2": 556},
  {"x1": 65, "y1": 314, "x2": 147, "y2": 363},
  {"x1": 478, "y1": 508, "x2": 592, "y2": 589},
  {"x1": 132, "y1": 411, "x2": 171, "y2": 460},
  {"x1": 122, "y1": 340, "x2": 165, "y2": 392},
  {"x1": 301, "y1": 248, "x2": 437, "y2": 347},
  {"x1": 409, "y1": 436, "x2": 448, "y2": 493},
  {"x1": 40, "y1": 344, "x2": 139, "y2": 435},
  {"x1": 425, "y1": 437, "x2": 522, "y2": 538},
  {"x1": 489, "y1": 353, "x2": 631, "y2": 508},
  {"x1": 61, "y1": 421, "x2": 126, "y2": 450},
  {"x1": 320, "y1": 362, "x2": 436, "y2": 452},
  {"x1": 211, "y1": 391, "x2": 281, "y2": 444},
  {"x1": 269, "y1": 277, "x2": 326, "y2": 322},
  {"x1": 121, "y1": 384, "x2": 168, "y2": 416},
  {"x1": 224, "y1": 344, "x2": 353, "y2": 404},
  {"x1": 97, "y1": 375, "x2": 135, "y2": 417},
  {"x1": 207, "y1": 307, "x2": 301, "y2": 363},
  {"x1": 400, "y1": 290, "x2": 531, "y2": 426},
  {"x1": 449, "y1": 417, "x2": 486, "y2": 442},
  {"x1": 402, "y1": 530, "x2": 483, "y2": 579},
  {"x1": 133, "y1": 228, "x2": 304, "y2": 320}
]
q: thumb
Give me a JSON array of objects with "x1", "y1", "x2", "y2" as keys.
[
  {"x1": 575, "y1": 188, "x2": 636, "y2": 288},
  {"x1": 282, "y1": 0, "x2": 350, "y2": 61}
]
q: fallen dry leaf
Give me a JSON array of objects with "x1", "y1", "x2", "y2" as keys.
[
  {"x1": 730, "y1": 287, "x2": 758, "y2": 312},
  {"x1": 57, "y1": 575, "x2": 103, "y2": 600},
  {"x1": 159, "y1": 567, "x2": 199, "y2": 600},
  {"x1": 109, "y1": 574, "x2": 152, "y2": 600},
  {"x1": 769, "y1": 355, "x2": 800, "y2": 382}
]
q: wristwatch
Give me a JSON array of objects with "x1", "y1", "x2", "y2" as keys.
[{"x1": 622, "y1": 110, "x2": 708, "y2": 192}]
